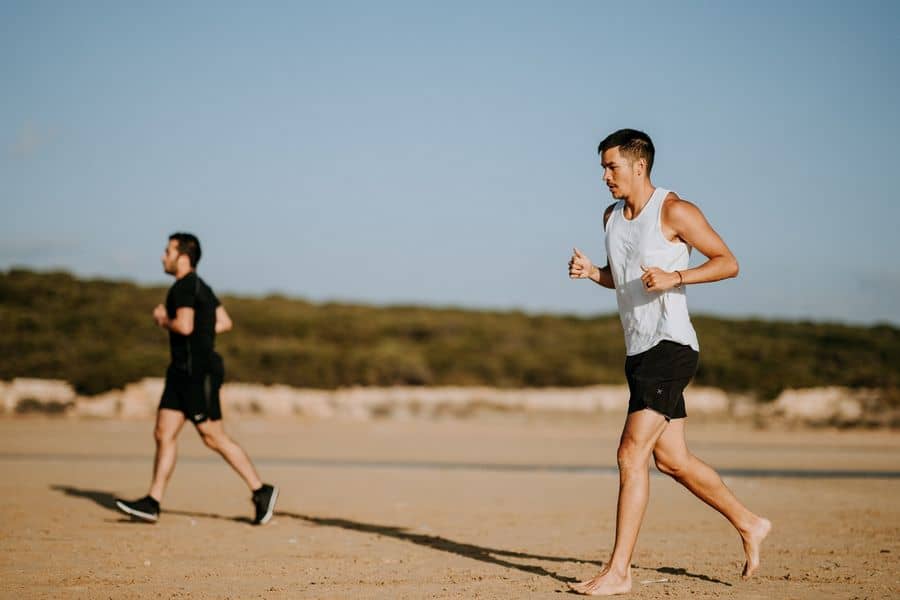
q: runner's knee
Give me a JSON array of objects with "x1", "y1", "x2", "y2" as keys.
[
  {"x1": 617, "y1": 438, "x2": 649, "y2": 471},
  {"x1": 199, "y1": 429, "x2": 221, "y2": 450},
  {"x1": 198, "y1": 425, "x2": 230, "y2": 451},
  {"x1": 653, "y1": 449, "x2": 688, "y2": 478},
  {"x1": 154, "y1": 426, "x2": 177, "y2": 446}
]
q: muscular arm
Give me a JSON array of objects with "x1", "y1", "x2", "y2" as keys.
[
  {"x1": 661, "y1": 193, "x2": 739, "y2": 285},
  {"x1": 215, "y1": 306, "x2": 233, "y2": 334}
]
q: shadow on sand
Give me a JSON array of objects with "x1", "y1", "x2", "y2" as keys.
[
  {"x1": 281, "y1": 510, "x2": 595, "y2": 584},
  {"x1": 50, "y1": 484, "x2": 254, "y2": 524},
  {"x1": 52, "y1": 485, "x2": 731, "y2": 588}
]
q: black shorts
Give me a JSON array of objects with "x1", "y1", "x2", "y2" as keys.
[
  {"x1": 159, "y1": 355, "x2": 224, "y2": 424},
  {"x1": 625, "y1": 340, "x2": 699, "y2": 420}
]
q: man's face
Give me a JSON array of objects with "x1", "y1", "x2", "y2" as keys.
[
  {"x1": 601, "y1": 146, "x2": 641, "y2": 199},
  {"x1": 161, "y1": 240, "x2": 181, "y2": 275}
]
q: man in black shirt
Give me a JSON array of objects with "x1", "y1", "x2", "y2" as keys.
[{"x1": 115, "y1": 233, "x2": 278, "y2": 525}]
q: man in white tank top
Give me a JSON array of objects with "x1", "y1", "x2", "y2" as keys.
[{"x1": 566, "y1": 129, "x2": 771, "y2": 595}]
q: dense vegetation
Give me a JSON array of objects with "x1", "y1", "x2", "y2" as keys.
[{"x1": 1, "y1": 269, "x2": 898, "y2": 399}]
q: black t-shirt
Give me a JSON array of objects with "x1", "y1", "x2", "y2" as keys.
[{"x1": 166, "y1": 272, "x2": 220, "y2": 374}]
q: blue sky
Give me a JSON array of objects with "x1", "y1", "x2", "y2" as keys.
[{"x1": 2, "y1": 1, "x2": 899, "y2": 324}]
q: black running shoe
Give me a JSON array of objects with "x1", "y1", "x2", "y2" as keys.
[
  {"x1": 251, "y1": 484, "x2": 278, "y2": 525},
  {"x1": 115, "y1": 495, "x2": 160, "y2": 522}
]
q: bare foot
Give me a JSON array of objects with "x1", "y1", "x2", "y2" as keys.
[
  {"x1": 740, "y1": 517, "x2": 772, "y2": 579},
  {"x1": 568, "y1": 568, "x2": 632, "y2": 596}
]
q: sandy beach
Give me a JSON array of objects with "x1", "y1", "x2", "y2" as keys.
[{"x1": 1, "y1": 416, "x2": 898, "y2": 599}]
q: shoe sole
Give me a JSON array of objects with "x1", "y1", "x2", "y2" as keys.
[
  {"x1": 257, "y1": 486, "x2": 279, "y2": 525},
  {"x1": 115, "y1": 500, "x2": 159, "y2": 523}
]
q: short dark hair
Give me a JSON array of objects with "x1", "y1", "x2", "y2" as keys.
[
  {"x1": 169, "y1": 232, "x2": 202, "y2": 267},
  {"x1": 597, "y1": 129, "x2": 655, "y2": 174}
]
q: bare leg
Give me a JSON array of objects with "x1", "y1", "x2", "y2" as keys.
[
  {"x1": 653, "y1": 419, "x2": 771, "y2": 579},
  {"x1": 570, "y1": 409, "x2": 669, "y2": 596},
  {"x1": 148, "y1": 409, "x2": 187, "y2": 502},
  {"x1": 196, "y1": 420, "x2": 263, "y2": 491}
]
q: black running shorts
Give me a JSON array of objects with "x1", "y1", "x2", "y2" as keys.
[
  {"x1": 159, "y1": 355, "x2": 224, "y2": 424},
  {"x1": 625, "y1": 340, "x2": 699, "y2": 420}
]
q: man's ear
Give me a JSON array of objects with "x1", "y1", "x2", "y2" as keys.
[{"x1": 635, "y1": 157, "x2": 647, "y2": 177}]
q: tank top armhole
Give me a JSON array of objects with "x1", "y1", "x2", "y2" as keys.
[
  {"x1": 604, "y1": 201, "x2": 623, "y2": 232},
  {"x1": 654, "y1": 189, "x2": 670, "y2": 229},
  {"x1": 655, "y1": 189, "x2": 686, "y2": 248}
]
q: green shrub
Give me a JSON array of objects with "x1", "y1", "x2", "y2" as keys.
[{"x1": 1, "y1": 269, "x2": 897, "y2": 399}]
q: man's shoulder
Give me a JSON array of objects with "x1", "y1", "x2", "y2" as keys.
[
  {"x1": 197, "y1": 275, "x2": 215, "y2": 294},
  {"x1": 661, "y1": 192, "x2": 702, "y2": 222},
  {"x1": 193, "y1": 275, "x2": 218, "y2": 303},
  {"x1": 661, "y1": 190, "x2": 684, "y2": 206}
]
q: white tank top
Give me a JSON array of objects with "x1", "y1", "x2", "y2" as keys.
[{"x1": 604, "y1": 187, "x2": 699, "y2": 356}]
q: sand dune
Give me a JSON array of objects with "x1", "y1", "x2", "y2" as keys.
[{"x1": 2, "y1": 377, "x2": 896, "y2": 427}]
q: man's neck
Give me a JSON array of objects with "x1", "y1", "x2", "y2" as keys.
[
  {"x1": 624, "y1": 181, "x2": 656, "y2": 215},
  {"x1": 174, "y1": 265, "x2": 194, "y2": 280}
]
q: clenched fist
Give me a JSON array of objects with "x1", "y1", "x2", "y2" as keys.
[
  {"x1": 640, "y1": 265, "x2": 681, "y2": 291},
  {"x1": 153, "y1": 304, "x2": 168, "y2": 328},
  {"x1": 568, "y1": 248, "x2": 594, "y2": 280}
]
